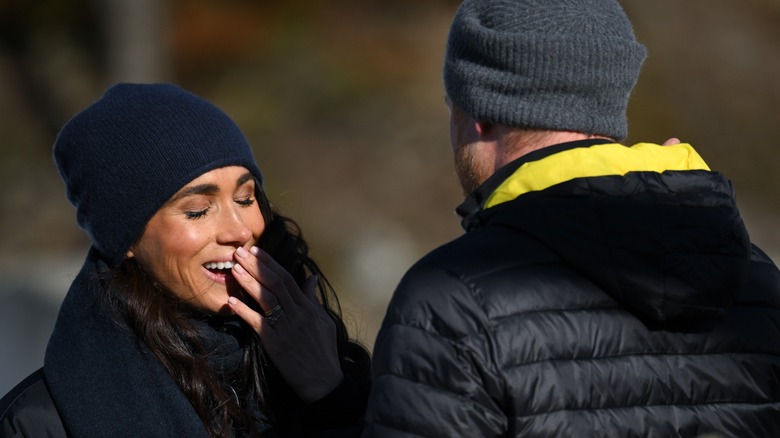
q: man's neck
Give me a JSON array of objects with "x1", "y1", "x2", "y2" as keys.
[{"x1": 495, "y1": 129, "x2": 613, "y2": 170}]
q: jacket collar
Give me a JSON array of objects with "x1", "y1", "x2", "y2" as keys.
[{"x1": 456, "y1": 139, "x2": 710, "y2": 231}]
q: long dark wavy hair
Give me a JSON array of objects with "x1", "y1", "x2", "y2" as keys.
[{"x1": 97, "y1": 186, "x2": 369, "y2": 437}]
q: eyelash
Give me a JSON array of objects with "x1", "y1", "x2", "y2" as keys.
[
  {"x1": 185, "y1": 209, "x2": 209, "y2": 220},
  {"x1": 184, "y1": 197, "x2": 256, "y2": 220},
  {"x1": 237, "y1": 197, "x2": 255, "y2": 207}
]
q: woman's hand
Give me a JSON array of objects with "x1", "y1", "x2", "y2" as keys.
[{"x1": 228, "y1": 245, "x2": 343, "y2": 403}]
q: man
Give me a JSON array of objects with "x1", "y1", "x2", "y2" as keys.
[{"x1": 364, "y1": 0, "x2": 780, "y2": 436}]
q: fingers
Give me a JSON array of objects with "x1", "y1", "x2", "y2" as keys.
[
  {"x1": 227, "y1": 295, "x2": 265, "y2": 332},
  {"x1": 233, "y1": 246, "x2": 298, "y2": 309},
  {"x1": 229, "y1": 245, "x2": 326, "y2": 334},
  {"x1": 251, "y1": 247, "x2": 308, "y2": 306},
  {"x1": 229, "y1": 261, "x2": 290, "y2": 331},
  {"x1": 232, "y1": 261, "x2": 281, "y2": 311}
]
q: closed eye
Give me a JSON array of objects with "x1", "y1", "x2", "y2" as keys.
[
  {"x1": 185, "y1": 208, "x2": 209, "y2": 219},
  {"x1": 236, "y1": 197, "x2": 255, "y2": 207}
]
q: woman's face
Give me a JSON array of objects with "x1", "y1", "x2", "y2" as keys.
[{"x1": 127, "y1": 166, "x2": 265, "y2": 314}]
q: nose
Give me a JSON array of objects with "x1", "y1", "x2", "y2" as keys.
[{"x1": 216, "y1": 204, "x2": 253, "y2": 246}]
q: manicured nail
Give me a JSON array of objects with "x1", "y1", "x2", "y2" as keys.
[
  {"x1": 233, "y1": 263, "x2": 246, "y2": 275},
  {"x1": 249, "y1": 246, "x2": 260, "y2": 256},
  {"x1": 235, "y1": 246, "x2": 248, "y2": 258},
  {"x1": 228, "y1": 296, "x2": 237, "y2": 305}
]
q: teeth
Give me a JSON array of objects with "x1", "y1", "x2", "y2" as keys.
[{"x1": 205, "y1": 261, "x2": 234, "y2": 270}]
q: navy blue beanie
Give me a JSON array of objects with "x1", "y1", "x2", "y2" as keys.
[{"x1": 54, "y1": 83, "x2": 264, "y2": 267}]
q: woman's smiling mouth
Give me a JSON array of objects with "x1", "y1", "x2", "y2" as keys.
[
  {"x1": 203, "y1": 260, "x2": 237, "y2": 284},
  {"x1": 204, "y1": 261, "x2": 235, "y2": 271}
]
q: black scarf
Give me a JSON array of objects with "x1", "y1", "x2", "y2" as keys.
[
  {"x1": 43, "y1": 248, "x2": 213, "y2": 437},
  {"x1": 192, "y1": 314, "x2": 274, "y2": 436},
  {"x1": 44, "y1": 248, "x2": 365, "y2": 437}
]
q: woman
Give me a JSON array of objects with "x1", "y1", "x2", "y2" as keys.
[{"x1": 0, "y1": 83, "x2": 370, "y2": 437}]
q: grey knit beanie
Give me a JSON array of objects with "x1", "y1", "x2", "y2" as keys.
[
  {"x1": 54, "y1": 83, "x2": 264, "y2": 266},
  {"x1": 444, "y1": 0, "x2": 647, "y2": 140}
]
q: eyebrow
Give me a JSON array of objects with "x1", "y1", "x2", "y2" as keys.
[
  {"x1": 167, "y1": 172, "x2": 255, "y2": 204},
  {"x1": 236, "y1": 172, "x2": 254, "y2": 187}
]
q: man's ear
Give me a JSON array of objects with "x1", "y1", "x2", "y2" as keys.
[
  {"x1": 475, "y1": 120, "x2": 487, "y2": 137},
  {"x1": 475, "y1": 120, "x2": 498, "y2": 140}
]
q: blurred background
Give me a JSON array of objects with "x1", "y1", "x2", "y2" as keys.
[{"x1": 1, "y1": 0, "x2": 778, "y2": 396}]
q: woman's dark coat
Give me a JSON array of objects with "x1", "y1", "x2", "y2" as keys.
[{"x1": 1, "y1": 249, "x2": 369, "y2": 437}]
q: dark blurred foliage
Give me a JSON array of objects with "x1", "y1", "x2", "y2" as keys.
[
  {"x1": 0, "y1": 0, "x2": 97, "y2": 135},
  {"x1": 0, "y1": 0, "x2": 778, "y2": 352}
]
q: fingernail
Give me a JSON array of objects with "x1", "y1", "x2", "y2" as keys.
[
  {"x1": 235, "y1": 246, "x2": 248, "y2": 258},
  {"x1": 249, "y1": 246, "x2": 260, "y2": 256},
  {"x1": 233, "y1": 263, "x2": 246, "y2": 275},
  {"x1": 228, "y1": 297, "x2": 238, "y2": 305}
]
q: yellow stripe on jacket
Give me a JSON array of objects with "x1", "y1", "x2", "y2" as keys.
[{"x1": 484, "y1": 143, "x2": 711, "y2": 210}]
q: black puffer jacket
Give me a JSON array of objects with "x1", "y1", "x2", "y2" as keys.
[{"x1": 364, "y1": 140, "x2": 780, "y2": 437}]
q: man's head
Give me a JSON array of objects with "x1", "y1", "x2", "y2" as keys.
[
  {"x1": 443, "y1": 0, "x2": 647, "y2": 141},
  {"x1": 448, "y1": 102, "x2": 592, "y2": 194}
]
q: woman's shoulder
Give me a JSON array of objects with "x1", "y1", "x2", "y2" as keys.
[{"x1": 1, "y1": 368, "x2": 67, "y2": 437}]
